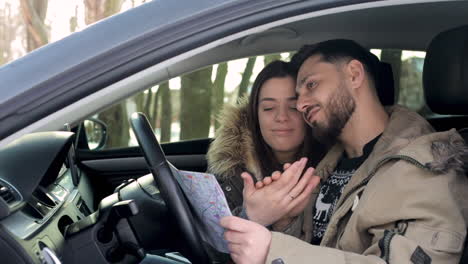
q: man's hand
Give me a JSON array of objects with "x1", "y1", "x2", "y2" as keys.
[
  {"x1": 221, "y1": 216, "x2": 271, "y2": 264},
  {"x1": 242, "y1": 158, "x2": 320, "y2": 226}
]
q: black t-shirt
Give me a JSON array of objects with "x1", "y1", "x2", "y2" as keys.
[{"x1": 311, "y1": 134, "x2": 381, "y2": 245}]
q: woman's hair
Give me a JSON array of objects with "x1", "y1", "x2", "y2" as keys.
[{"x1": 246, "y1": 60, "x2": 324, "y2": 178}]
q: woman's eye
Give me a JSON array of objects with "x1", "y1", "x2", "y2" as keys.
[{"x1": 289, "y1": 107, "x2": 298, "y2": 111}]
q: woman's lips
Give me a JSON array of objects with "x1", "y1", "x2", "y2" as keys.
[{"x1": 272, "y1": 129, "x2": 294, "y2": 136}]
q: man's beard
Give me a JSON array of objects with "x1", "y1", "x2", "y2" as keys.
[{"x1": 308, "y1": 84, "x2": 356, "y2": 147}]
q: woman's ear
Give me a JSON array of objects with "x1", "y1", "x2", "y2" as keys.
[{"x1": 345, "y1": 59, "x2": 366, "y2": 90}]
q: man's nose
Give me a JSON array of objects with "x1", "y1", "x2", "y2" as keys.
[{"x1": 296, "y1": 95, "x2": 310, "y2": 113}]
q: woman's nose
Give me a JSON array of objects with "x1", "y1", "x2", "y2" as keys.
[{"x1": 275, "y1": 107, "x2": 289, "y2": 122}]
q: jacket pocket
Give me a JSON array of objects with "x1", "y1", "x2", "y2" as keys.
[{"x1": 404, "y1": 222, "x2": 465, "y2": 253}]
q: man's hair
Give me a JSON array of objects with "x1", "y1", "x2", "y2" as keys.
[{"x1": 290, "y1": 39, "x2": 380, "y2": 87}]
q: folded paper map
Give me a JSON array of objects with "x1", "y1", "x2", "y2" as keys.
[{"x1": 177, "y1": 170, "x2": 232, "y2": 253}]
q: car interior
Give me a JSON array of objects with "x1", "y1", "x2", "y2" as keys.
[{"x1": 1, "y1": 1, "x2": 468, "y2": 264}]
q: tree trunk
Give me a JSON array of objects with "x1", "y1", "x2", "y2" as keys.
[
  {"x1": 180, "y1": 67, "x2": 213, "y2": 140},
  {"x1": 144, "y1": 87, "x2": 154, "y2": 120},
  {"x1": 212, "y1": 62, "x2": 228, "y2": 131},
  {"x1": 237, "y1": 57, "x2": 256, "y2": 99},
  {"x1": 159, "y1": 82, "x2": 172, "y2": 142},
  {"x1": 69, "y1": 5, "x2": 78, "y2": 33},
  {"x1": 20, "y1": 0, "x2": 48, "y2": 52},
  {"x1": 380, "y1": 49, "x2": 402, "y2": 101},
  {"x1": 98, "y1": 103, "x2": 129, "y2": 148},
  {"x1": 264, "y1": 53, "x2": 281, "y2": 66},
  {"x1": 133, "y1": 92, "x2": 145, "y2": 113},
  {"x1": 152, "y1": 88, "x2": 161, "y2": 129},
  {"x1": 0, "y1": 2, "x2": 20, "y2": 65},
  {"x1": 84, "y1": 0, "x2": 123, "y2": 25}
]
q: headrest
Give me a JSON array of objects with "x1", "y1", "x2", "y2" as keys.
[
  {"x1": 376, "y1": 62, "x2": 395, "y2": 106},
  {"x1": 423, "y1": 25, "x2": 468, "y2": 114}
]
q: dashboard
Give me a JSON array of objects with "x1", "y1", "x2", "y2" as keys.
[{"x1": 0, "y1": 132, "x2": 95, "y2": 264}]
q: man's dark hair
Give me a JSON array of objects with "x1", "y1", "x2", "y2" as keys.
[{"x1": 290, "y1": 39, "x2": 380, "y2": 87}]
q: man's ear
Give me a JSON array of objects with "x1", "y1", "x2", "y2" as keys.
[{"x1": 345, "y1": 59, "x2": 366, "y2": 90}]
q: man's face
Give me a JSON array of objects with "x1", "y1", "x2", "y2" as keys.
[{"x1": 296, "y1": 55, "x2": 356, "y2": 146}]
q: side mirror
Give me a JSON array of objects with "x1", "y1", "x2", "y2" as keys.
[{"x1": 82, "y1": 118, "x2": 108, "y2": 150}]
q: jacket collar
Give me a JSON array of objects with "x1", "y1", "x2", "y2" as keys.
[{"x1": 316, "y1": 105, "x2": 467, "y2": 191}]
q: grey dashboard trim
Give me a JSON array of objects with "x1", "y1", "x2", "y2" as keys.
[
  {"x1": 82, "y1": 155, "x2": 207, "y2": 172},
  {"x1": 0, "y1": 171, "x2": 75, "y2": 240}
]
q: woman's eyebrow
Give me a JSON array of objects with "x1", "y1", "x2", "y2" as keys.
[
  {"x1": 259, "y1": 97, "x2": 277, "y2": 102},
  {"x1": 260, "y1": 96, "x2": 297, "y2": 102}
]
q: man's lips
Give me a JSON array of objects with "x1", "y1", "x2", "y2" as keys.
[{"x1": 305, "y1": 105, "x2": 321, "y2": 122}]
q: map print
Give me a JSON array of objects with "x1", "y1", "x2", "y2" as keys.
[{"x1": 177, "y1": 170, "x2": 232, "y2": 253}]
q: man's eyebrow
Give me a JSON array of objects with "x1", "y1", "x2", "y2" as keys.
[
  {"x1": 297, "y1": 74, "x2": 315, "y2": 91},
  {"x1": 298, "y1": 73, "x2": 318, "y2": 87}
]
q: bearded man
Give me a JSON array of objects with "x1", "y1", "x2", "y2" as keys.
[{"x1": 220, "y1": 39, "x2": 468, "y2": 264}]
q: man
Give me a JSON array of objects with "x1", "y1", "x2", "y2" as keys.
[{"x1": 220, "y1": 39, "x2": 468, "y2": 263}]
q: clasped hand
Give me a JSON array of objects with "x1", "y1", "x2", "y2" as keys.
[
  {"x1": 220, "y1": 158, "x2": 320, "y2": 264},
  {"x1": 242, "y1": 157, "x2": 320, "y2": 227}
]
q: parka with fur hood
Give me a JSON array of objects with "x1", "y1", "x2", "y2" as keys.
[
  {"x1": 207, "y1": 99, "x2": 264, "y2": 214},
  {"x1": 266, "y1": 106, "x2": 468, "y2": 264}
]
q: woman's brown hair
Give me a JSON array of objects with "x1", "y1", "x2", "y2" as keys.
[{"x1": 246, "y1": 60, "x2": 325, "y2": 178}]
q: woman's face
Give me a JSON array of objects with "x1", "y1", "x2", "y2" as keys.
[{"x1": 258, "y1": 76, "x2": 306, "y2": 163}]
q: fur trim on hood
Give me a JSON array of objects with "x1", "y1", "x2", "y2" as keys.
[
  {"x1": 426, "y1": 133, "x2": 468, "y2": 174},
  {"x1": 207, "y1": 98, "x2": 263, "y2": 181},
  {"x1": 370, "y1": 106, "x2": 468, "y2": 176}
]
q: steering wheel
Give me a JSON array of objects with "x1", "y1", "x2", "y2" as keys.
[{"x1": 130, "y1": 112, "x2": 210, "y2": 263}]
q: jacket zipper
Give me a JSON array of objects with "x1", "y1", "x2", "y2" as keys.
[{"x1": 379, "y1": 230, "x2": 397, "y2": 263}]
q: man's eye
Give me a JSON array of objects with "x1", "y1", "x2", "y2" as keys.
[
  {"x1": 289, "y1": 106, "x2": 298, "y2": 111},
  {"x1": 263, "y1": 108, "x2": 273, "y2": 111},
  {"x1": 306, "y1": 81, "x2": 317, "y2": 89}
]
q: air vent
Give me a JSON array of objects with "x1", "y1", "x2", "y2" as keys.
[{"x1": 0, "y1": 180, "x2": 21, "y2": 206}]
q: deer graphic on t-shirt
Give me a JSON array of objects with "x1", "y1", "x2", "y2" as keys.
[{"x1": 314, "y1": 185, "x2": 332, "y2": 221}]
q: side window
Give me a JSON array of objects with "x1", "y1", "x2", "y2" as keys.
[
  {"x1": 84, "y1": 53, "x2": 292, "y2": 150},
  {"x1": 371, "y1": 49, "x2": 428, "y2": 114}
]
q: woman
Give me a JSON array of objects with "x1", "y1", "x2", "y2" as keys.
[{"x1": 207, "y1": 60, "x2": 324, "y2": 216}]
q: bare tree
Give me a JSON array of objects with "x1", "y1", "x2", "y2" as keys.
[
  {"x1": 264, "y1": 53, "x2": 281, "y2": 66},
  {"x1": 69, "y1": 5, "x2": 79, "y2": 33},
  {"x1": 180, "y1": 67, "x2": 213, "y2": 140},
  {"x1": 159, "y1": 82, "x2": 172, "y2": 142},
  {"x1": 212, "y1": 62, "x2": 228, "y2": 130},
  {"x1": 237, "y1": 57, "x2": 256, "y2": 99},
  {"x1": 0, "y1": 2, "x2": 21, "y2": 65},
  {"x1": 20, "y1": 0, "x2": 48, "y2": 52},
  {"x1": 151, "y1": 87, "x2": 161, "y2": 130},
  {"x1": 84, "y1": 0, "x2": 123, "y2": 25}
]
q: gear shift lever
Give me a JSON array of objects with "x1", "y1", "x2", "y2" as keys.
[{"x1": 97, "y1": 199, "x2": 139, "y2": 243}]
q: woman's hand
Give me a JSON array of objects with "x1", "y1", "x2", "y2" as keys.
[{"x1": 241, "y1": 157, "x2": 320, "y2": 226}]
